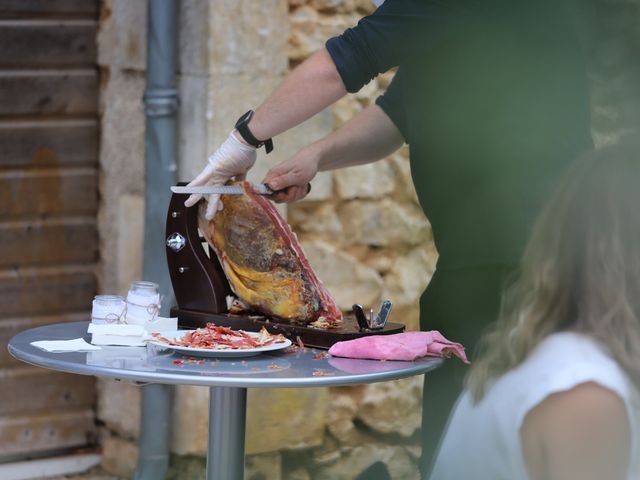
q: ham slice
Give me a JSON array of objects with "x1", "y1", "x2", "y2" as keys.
[{"x1": 198, "y1": 182, "x2": 342, "y2": 325}]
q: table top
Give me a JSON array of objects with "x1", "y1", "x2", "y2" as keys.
[{"x1": 8, "y1": 321, "x2": 442, "y2": 388}]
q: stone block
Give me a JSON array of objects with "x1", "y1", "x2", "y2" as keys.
[
  {"x1": 101, "y1": 435, "x2": 139, "y2": 479},
  {"x1": 338, "y1": 199, "x2": 430, "y2": 247},
  {"x1": 206, "y1": 73, "x2": 284, "y2": 163},
  {"x1": 179, "y1": 0, "x2": 210, "y2": 76},
  {"x1": 300, "y1": 239, "x2": 383, "y2": 310},
  {"x1": 171, "y1": 385, "x2": 209, "y2": 456},
  {"x1": 381, "y1": 245, "x2": 435, "y2": 308},
  {"x1": 309, "y1": 0, "x2": 356, "y2": 14},
  {"x1": 116, "y1": 194, "x2": 144, "y2": 295},
  {"x1": 246, "y1": 452, "x2": 282, "y2": 480},
  {"x1": 286, "y1": 467, "x2": 311, "y2": 480},
  {"x1": 303, "y1": 171, "x2": 333, "y2": 202},
  {"x1": 97, "y1": 0, "x2": 147, "y2": 71},
  {"x1": 388, "y1": 149, "x2": 421, "y2": 205},
  {"x1": 96, "y1": 378, "x2": 140, "y2": 439},
  {"x1": 171, "y1": 386, "x2": 328, "y2": 456},
  {"x1": 209, "y1": 0, "x2": 289, "y2": 77},
  {"x1": 332, "y1": 96, "x2": 363, "y2": 128},
  {"x1": 289, "y1": 11, "x2": 362, "y2": 62},
  {"x1": 317, "y1": 12, "x2": 362, "y2": 41},
  {"x1": 289, "y1": 6, "x2": 323, "y2": 62},
  {"x1": 354, "y1": 78, "x2": 380, "y2": 105},
  {"x1": 98, "y1": 69, "x2": 146, "y2": 293},
  {"x1": 290, "y1": 6, "x2": 319, "y2": 35},
  {"x1": 378, "y1": 70, "x2": 396, "y2": 89},
  {"x1": 325, "y1": 385, "x2": 360, "y2": 441},
  {"x1": 362, "y1": 249, "x2": 398, "y2": 275},
  {"x1": 356, "y1": 377, "x2": 423, "y2": 437},
  {"x1": 388, "y1": 304, "x2": 421, "y2": 332},
  {"x1": 354, "y1": 0, "x2": 377, "y2": 14},
  {"x1": 166, "y1": 455, "x2": 205, "y2": 480},
  {"x1": 288, "y1": 203, "x2": 343, "y2": 237},
  {"x1": 313, "y1": 444, "x2": 420, "y2": 480},
  {"x1": 168, "y1": 454, "x2": 279, "y2": 480},
  {"x1": 334, "y1": 160, "x2": 395, "y2": 200},
  {"x1": 246, "y1": 388, "x2": 328, "y2": 454},
  {"x1": 177, "y1": 75, "x2": 209, "y2": 181},
  {"x1": 99, "y1": 69, "x2": 146, "y2": 190}
]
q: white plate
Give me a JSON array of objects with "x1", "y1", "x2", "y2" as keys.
[{"x1": 146, "y1": 329, "x2": 292, "y2": 358}]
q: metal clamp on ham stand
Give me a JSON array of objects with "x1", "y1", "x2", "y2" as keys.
[{"x1": 165, "y1": 187, "x2": 405, "y2": 349}]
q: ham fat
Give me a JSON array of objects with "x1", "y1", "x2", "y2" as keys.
[{"x1": 198, "y1": 182, "x2": 342, "y2": 325}]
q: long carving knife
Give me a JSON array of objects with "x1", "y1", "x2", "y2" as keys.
[
  {"x1": 171, "y1": 183, "x2": 311, "y2": 196},
  {"x1": 171, "y1": 184, "x2": 274, "y2": 195}
]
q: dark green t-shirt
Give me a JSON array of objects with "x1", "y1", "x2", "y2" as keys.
[{"x1": 326, "y1": 0, "x2": 593, "y2": 270}]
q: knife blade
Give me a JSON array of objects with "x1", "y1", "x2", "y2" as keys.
[{"x1": 170, "y1": 183, "x2": 274, "y2": 195}]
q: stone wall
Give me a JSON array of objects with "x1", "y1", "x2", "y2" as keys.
[
  {"x1": 96, "y1": 0, "x2": 430, "y2": 477},
  {"x1": 95, "y1": 0, "x2": 640, "y2": 479},
  {"x1": 280, "y1": 1, "x2": 433, "y2": 478},
  {"x1": 95, "y1": 0, "x2": 146, "y2": 476}
]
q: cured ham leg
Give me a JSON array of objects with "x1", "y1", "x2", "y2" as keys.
[{"x1": 198, "y1": 182, "x2": 342, "y2": 325}]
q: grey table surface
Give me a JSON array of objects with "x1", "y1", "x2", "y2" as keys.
[{"x1": 8, "y1": 321, "x2": 443, "y2": 388}]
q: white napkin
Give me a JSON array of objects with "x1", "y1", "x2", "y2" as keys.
[
  {"x1": 88, "y1": 324, "x2": 145, "y2": 336},
  {"x1": 31, "y1": 338, "x2": 101, "y2": 352},
  {"x1": 86, "y1": 318, "x2": 178, "y2": 346},
  {"x1": 144, "y1": 316, "x2": 178, "y2": 333},
  {"x1": 88, "y1": 323, "x2": 146, "y2": 347}
]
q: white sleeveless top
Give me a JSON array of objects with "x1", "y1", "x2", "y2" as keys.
[{"x1": 430, "y1": 332, "x2": 640, "y2": 480}]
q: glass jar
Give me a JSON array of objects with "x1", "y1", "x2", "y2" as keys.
[
  {"x1": 126, "y1": 281, "x2": 161, "y2": 325},
  {"x1": 92, "y1": 295, "x2": 126, "y2": 324}
]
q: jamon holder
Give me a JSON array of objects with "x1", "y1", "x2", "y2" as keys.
[{"x1": 166, "y1": 186, "x2": 405, "y2": 349}]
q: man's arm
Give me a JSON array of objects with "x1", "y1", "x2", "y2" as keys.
[
  {"x1": 520, "y1": 382, "x2": 631, "y2": 480},
  {"x1": 247, "y1": 48, "x2": 347, "y2": 142},
  {"x1": 263, "y1": 104, "x2": 404, "y2": 202}
]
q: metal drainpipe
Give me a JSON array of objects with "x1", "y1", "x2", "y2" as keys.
[{"x1": 135, "y1": 1, "x2": 178, "y2": 479}]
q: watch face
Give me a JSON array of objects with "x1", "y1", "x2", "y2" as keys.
[{"x1": 235, "y1": 110, "x2": 253, "y2": 128}]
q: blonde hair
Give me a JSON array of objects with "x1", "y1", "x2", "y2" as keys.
[{"x1": 467, "y1": 140, "x2": 640, "y2": 402}]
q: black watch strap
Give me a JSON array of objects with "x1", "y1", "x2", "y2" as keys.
[{"x1": 234, "y1": 110, "x2": 274, "y2": 154}]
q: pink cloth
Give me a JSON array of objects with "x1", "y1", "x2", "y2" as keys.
[{"x1": 328, "y1": 331, "x2": 469, "y2": 363}]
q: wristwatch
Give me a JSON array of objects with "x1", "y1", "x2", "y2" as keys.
[{"x1": 234, "y1": 110, "x2": 274, "y2": 154}]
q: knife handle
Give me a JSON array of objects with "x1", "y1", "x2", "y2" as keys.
[{"x1": 268, "y1": 183, "x2": 311, "y2": 197}]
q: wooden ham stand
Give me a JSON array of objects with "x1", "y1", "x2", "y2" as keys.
[{"x1": 165, "y1": 188, "x2": 404, "y2": 349}]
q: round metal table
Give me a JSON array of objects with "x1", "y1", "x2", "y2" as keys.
[{"x1": 8, "y1": 321, "x2": 442, "y2": 480}]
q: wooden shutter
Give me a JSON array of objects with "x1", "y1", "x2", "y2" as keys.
[{"x1": 0, "y1": 0, "x2": 100, "y2": 460}]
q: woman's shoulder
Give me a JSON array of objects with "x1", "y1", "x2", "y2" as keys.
[
  {"x1": 521, "y1": 331, "x2": 621, "y2": 375},
  {"x1": 496, "y1": 332, "x2": 634, "y2": 425},
  {"x1": 520, "y1": 380, "x2": 632, "y2": 480}
]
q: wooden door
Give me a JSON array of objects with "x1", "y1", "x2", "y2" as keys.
[{"x1": 0, "y1": 0, "x2": 100, "y2": 460}]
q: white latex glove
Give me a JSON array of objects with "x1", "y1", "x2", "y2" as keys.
[{"x1": 184, "y1": 131, "x2": 257, "y2": 219}]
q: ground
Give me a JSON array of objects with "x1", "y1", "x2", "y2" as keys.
[{"x1": 48, "y1": 467, "x2": 123, "y2": 480}]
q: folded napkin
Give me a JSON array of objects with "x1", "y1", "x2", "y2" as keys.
[
  {"x1": 144, "y1": 316, "x2": 178, "y2": 333},
  {"x1": 328, "y1": 331, "x2": 469, "y2": 363},
  {"x1": 88, "y1": 323, "x2": 146, "y2": 347},
  {"x1": 31, "y1": 338, "x2": 101, "y2": 353}
]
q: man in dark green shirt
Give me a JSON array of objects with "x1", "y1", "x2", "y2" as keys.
[{"x1": 187, "y1": 0, "x2": 592, "y2": 476}]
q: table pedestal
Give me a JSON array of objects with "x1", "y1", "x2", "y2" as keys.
[{"x1": 207, "y1": 386, "x2": 247, "y2": 480}]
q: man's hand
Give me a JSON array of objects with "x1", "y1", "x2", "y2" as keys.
[
  {"x1": 263, "y1": 104, "x2": 404, "y2": 203},
  {"x1": 263, "y1": 145, "x2": 320, "y2": 203},
  {"x1": 184, "y1": 131, "x2": 256, "y2": 219}
]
